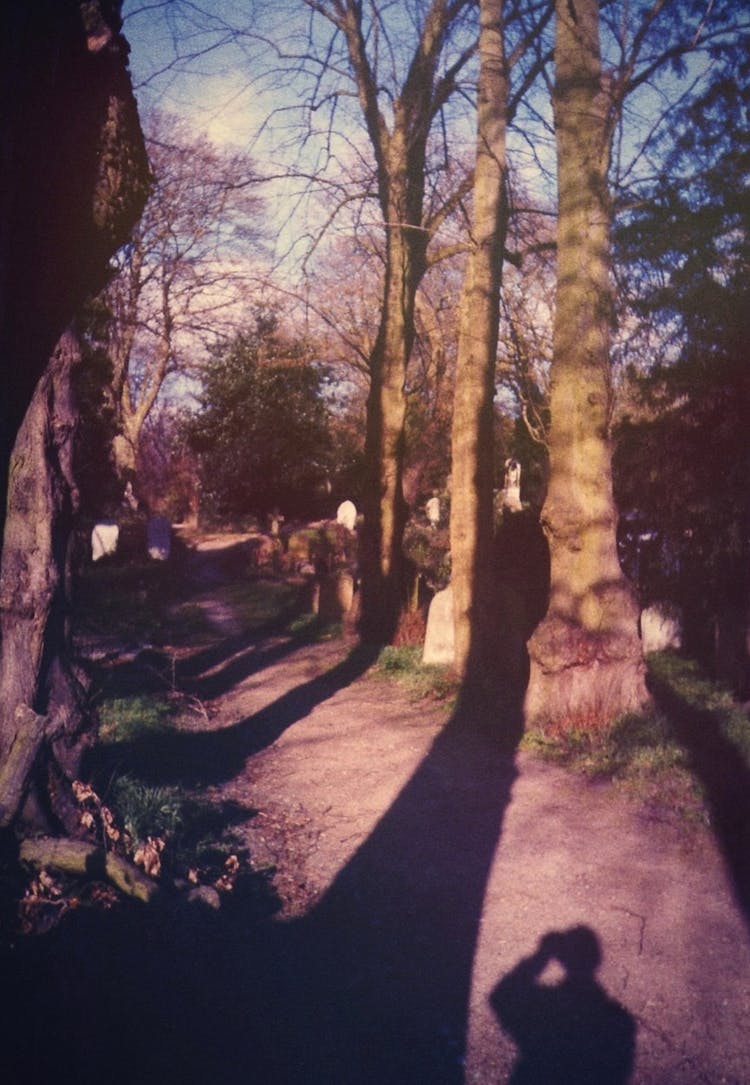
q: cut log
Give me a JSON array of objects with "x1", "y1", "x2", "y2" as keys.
[{"x1": 19, "y1": 836, "x2": 160, "y2": 904}]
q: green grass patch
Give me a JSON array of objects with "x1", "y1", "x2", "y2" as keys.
[
  {"x1": 97, "y1": 693, "x2": 175, "y2": 745},
  {"x1": 375, "y1": 645, "x2": 458, "y2": 704},
  {"x1": 107, "y1": 774, "x2": 185, "y2": 843},
  {"x1": 522, "y1": 650, "x2": 750, "y2": 826},
  {"x1": 521, "y1": 706, "x2": 705, "y2": 823},
  {"x1": 647, "y1": 651, "x2": 750, "y2": 749},
  {"x1": 74, "y1": 559, "x2": 211, "y2": 646},
  {"x1": 214, "y1": 578, "x2": 304, "y2": 631}
]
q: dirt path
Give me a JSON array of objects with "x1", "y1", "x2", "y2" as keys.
[{"x1": 177, "y1": 565, "x2": 750, "y2": 1085}]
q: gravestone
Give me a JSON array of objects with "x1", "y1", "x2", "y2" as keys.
[
  {"x1": 336, "y1": 499, "x2": 357, "y2": 533},
  {"x1": 314, "y1": 569, "x2": 356, "y2": 622},
  {"x1": 425, "y1": 494, "x2": 441, "y2": 528},
  {"x1": 640, "y1": 602, "x2": 682, "y2": 654},
  {"x1": 91, "y1": 520, "x2": 119, "y2": 562},
  {"x1": 422, "y1": 584, "x2": 455, "y2": 666},
  {"x1": 147, "y1": 515, "x2": 171, "y2": 561},
  {"x1": 502, "y1": 458, "x2": 523, "y2": 512}
]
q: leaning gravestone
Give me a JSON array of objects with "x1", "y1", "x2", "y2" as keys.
[
  {"x1": 91, "y1": 520, "x2": 119, "y2": 562},
  {"x1": 147, "y1": 515, "x2": 171, "y2": 561},
  {"x1": 336, "y1": 499, "x2": 357, "y2": 533},
  {"x1": 640, "y1": 602, "x2": 682, "y2": 654},
  {"x1": 422, "y1": 583, "x2": 455, "y2": 665}
]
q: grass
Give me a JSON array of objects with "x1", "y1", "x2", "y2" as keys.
[
  {"x1": 375, "y1": 645, "x2": 459, "y2": 704},
  {"x1": 522, "y1": 650, "x2": 750, "y2": 826},
  {"x1": 97, "y1": 693, "x2": 176, "y2": 744},
  {"x1": 73, "y1": 558, "x2": 213, "y2": 646}
]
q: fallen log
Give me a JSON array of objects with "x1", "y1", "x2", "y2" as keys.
[{"x1": 19, "y1": 836, "x2": 159, "y2": 904}]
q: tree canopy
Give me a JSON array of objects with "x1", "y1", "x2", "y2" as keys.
[{"x1": 188, "y1": 315, "x2": 337, "y2": 522}]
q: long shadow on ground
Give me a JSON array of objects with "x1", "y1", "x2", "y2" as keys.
[
  {"x1": 4, "y1": 522, "x2": 550, "y2": 1082},
  {"x1": 84, "y1": 641, "x2": 381, "y2": 788},
  {"x1": 649, "y1": 669, "x2": 750, "y2": 931},
  {"x1": 3, "y1": 693, "x2": 520, "y2": 1085}
]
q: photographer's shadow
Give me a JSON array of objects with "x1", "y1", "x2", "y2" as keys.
[{"x1": 491, "y1": 926, "x2": 636, "y2": 1084}]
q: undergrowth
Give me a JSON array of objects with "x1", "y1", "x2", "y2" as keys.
[{"x1": 522, "y1": 650, "x2": 750, "y2": 826}]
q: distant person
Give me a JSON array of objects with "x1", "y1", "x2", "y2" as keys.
[{"x1": 491, "y1": 927, "x2": 636, "y2": 1084}]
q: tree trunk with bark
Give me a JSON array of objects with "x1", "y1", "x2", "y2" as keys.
[
  {"x1": 450, "y1": 0, "x2": 509, "y2": 686},
  {"x1": 359, "y1": 168, "x2": 424, "y2": 643},
  {"x1": 0, "y1": 333, "x2": 90, "y2": 830},
  {"x1": 0, "y1": 1, "x2": 148, "y2": 829},
  {"x1": 329, "y1": 0, "x2": 473, "y2": 644},
  {"x1": 524, "y1": 0, "x2": 648, "y2": 729}
]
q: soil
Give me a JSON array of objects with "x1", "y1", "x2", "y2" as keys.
[{"x1": 4, "y1": 532, "x2": 750, "y2": 1084}]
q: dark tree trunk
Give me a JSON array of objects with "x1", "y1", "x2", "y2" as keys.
[
  {"x1": 0, "y1": 1, "x2": 148, "y2": 828},
  {"x1": 0, "y1": 333, "x2": 90, "y2": 830},
  {"x1": 0, "y1": 1, "x2": 149, "y2": 532}
]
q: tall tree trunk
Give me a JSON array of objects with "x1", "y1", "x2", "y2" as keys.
[
  {"x1": 0, "y1": 0, "x2": 148, "y2": 829},
  {"x1": 359, "y1": 112, "x2": 429, "y2": 644},
  {"x1": 359, "y1": 214, "x2": 420, "y2": 643},
  {"x1": 0, "y1": 331, "x2": 89, "y2": 830},
  {"x1": 524, "y1": 0, "x2": 648, "y2": 729},
  {"x1": 450, "y1": 0, "x2": 508, "y2": 685}
]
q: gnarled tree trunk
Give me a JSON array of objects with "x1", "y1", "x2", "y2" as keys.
[
  {"x1": 0, "y1": 0, "x2": 148, "y2": 829},
  {"x1": 0, "y1": 333, "x2": 88, "y2": 829},
  {"x1": 524, "y1": 0, "x2": 648, "y2": 729}
]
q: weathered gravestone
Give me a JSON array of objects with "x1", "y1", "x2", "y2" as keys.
[
  {"x1": 91, "y1": 521, "x2": 119, "y2": 562},
  {"x1": 313, "y1": 569, "x2": 356, "y2": 622},
  {"x1": 422, "y1": 583, "x2": 455, "y2": 666},
  {"x1": 640, "y1": 602, "x2": 683, "y2": 654},
  {"x1": 336, "y1": 500, "x2": 357, "y2": 533},
  {"x1": 425, "y1": 494, "x2": 441, "y2": 528},
  {"x1": 502, "y1": 457, "x2": 523, "y2": 512},
  {"x1": 147, "y1": 515, "x2": 171, "y2": 561}
]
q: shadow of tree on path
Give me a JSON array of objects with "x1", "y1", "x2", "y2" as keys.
[
  {"x1": 84, "y1": 642, "x2": 381, "y2": 788},
  {"x1": 649, "y1": 670, "x2": 750, "y2": 931},
  {"x1": 5, "y1": 524, "x2": 548, "y2": 1082},
  {"x1": 5, "y1": 685, "x2": 521, "y2": 1084}
]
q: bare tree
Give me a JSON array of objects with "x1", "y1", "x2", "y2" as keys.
[
  {"x1": 297, "y1": 0, "x2": 477, "y2": 643},
  {"x1": 102, "y1": 110, "x2": 262, "y2": 484},
  {"x1": 450, "y1": 0, "x2": 511, "y2": 681}
]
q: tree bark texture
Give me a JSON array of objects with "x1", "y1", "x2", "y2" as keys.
[
  {"x1": 0, "y1": 1, "x2": 148, "y2": 828},
  {"x1": 524, "y1": 0, "x2": 648, "y2": 729},
  {"x1": 450, "y1": 0, "x2": 509, "y2": 683},
  {"x1": 335, "y1": 0, "x2": 472, "y2": 644},
  {"x1": 0, "y1": 332, "x2": 89, "y2": 829},
  {"x1": 359, "y1": 184, "x2": 422, "y2": 642},
  {"x1": 0, "y1": 0, "x2": 149, "y2": 530}
]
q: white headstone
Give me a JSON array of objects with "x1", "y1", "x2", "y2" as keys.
[
  {"x1": 422, "y1": 584, "x2": 455, "y2": 666},
  {"x1": 640, "y1": 603, "x2": 683, "y2": 654},
  {"x1": 336, "y1": 499, "x2": 357, "y2": 532},
  {"x1": 91, "y1": 521, "x2": 119, "y2": 562},
  {"x1": 425, "y1": 495, "x2": 441, "y2": 528},
  {"x1": 502, "y1": 458, "x2": 523, "y2": 512},
  {"x1": 147, "y1": 515, "x2": 171, "y2": 561}
]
